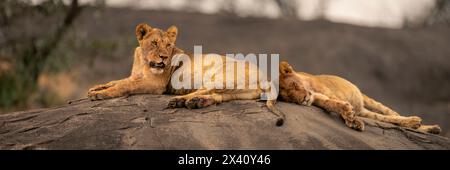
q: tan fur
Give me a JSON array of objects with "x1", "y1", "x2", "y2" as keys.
[
  {"x1": 87, "y1": 23, "x2": 284, "y2": 126},
  {"x1": 279, "y1": 61, "x2": 441, "y2": 134}
]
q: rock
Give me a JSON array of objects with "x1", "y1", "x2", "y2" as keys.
[{"x1": 0, "y1": 94, "x2": 449, "y2": 149}]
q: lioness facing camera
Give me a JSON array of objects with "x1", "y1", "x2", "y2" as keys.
[{"x1": 87, "y1": 23, "x2": 285, "y2": 126}]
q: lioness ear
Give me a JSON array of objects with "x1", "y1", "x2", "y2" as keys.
[
  {"x1": 280, "y1": 61, "x2": 294, "y2": 75},
  {"x1": 166, "y1": 25, "x2": 178, "y2": 42},
  {"x1": 135, "y1": 23, "x2": 152, "y2": 41}
]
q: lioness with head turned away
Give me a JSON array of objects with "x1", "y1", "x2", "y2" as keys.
[
  {"x1": 278, "y1": 61, "x2": 441, "y2": 134},
  {"x1": 87, "y1": 23, "x2": 285, "y2": 126}
]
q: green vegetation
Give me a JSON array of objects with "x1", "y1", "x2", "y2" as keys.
[{"x1": 0, "y1": 0, "x2": 82, "y2": 111}]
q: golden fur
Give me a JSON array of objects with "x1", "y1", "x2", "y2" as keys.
[
  {"x1": 279, "y1": 61, "x2": 441, "y2": 134},
  {"x1": 87, "y1": 23, "x2": 285, "y2": 126}
]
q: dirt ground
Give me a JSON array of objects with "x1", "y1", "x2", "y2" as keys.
[{"x1": 18, "y1": 7, "x2": 450, "y2": 137}]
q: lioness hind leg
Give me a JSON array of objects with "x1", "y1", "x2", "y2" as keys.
[
  {"x1": 184, "y1": 91, "x2": 260, "y2": 109},
  {"x1": 167, "y1": 89, "x2": 213, "y2": 108},
  {"x1": 168, "y1": 90, "x2": 260, "y2": 109},
  {"x1": 359, "y1": 109, "x2": 422, "y2": 129},
  {"x1": 310, "y1": 93, "x2": 365, "y2": 131}
]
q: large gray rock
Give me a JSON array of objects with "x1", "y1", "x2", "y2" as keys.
[{"x1": 0, "y1": 94, "x2": 449, "y2": 149}]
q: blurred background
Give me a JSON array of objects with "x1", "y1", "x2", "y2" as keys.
[{"x1": 0, "y1": 0, "x2": 449, "y2": 136}]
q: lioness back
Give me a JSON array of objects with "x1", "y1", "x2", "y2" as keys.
[
  {"x1": 312, "y1": 74, "x2": 364, "y2": 111},
  {"x1": 166, "y1": 54, "x2": 264, "y2": 95}
]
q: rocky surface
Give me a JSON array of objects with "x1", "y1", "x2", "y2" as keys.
[{"x1": 0, "y1": 94, "x2": 449, "y2": 149}]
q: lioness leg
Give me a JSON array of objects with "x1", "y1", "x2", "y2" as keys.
[
  {"x1": 88, "y1": 79, "x2": 126, "y2": 94},
  {"x1": 88, "y1": 78, "x2": 164, "y2": 100},
  {"x1": 184, "y1": 91, "x2": 260, "y2": 109},
  {"x1": 88, "y1": 79, "x2": 130, "y2": 100},
  {"x1": 359, "y1": 109, "x2": 421, "y2": 129},
  {"x1": 89, "y1": 47, "x2": 143, "y2": 95},
  {"x1": 168, "y1": 90, "x2": 260, "y2": 109},
  {"x1": 167, "y1": 89, "x2": 214, "y2": 108},
  {"x1": 309, "y1": 92, "x2": 365, "y2": 131}
]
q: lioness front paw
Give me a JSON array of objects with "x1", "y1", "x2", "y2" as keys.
[
  {"x1": 301, "y1": 91, "x2": 313, "y2": 106},
  {"x1": 341, "y1": 102, "x2": 354, "y2": 113},
  {"x1": 345, "y1": 118, "x2": 365, "y2": 131},
  {"x1": 353, "y1": 118, "x2": 365, "y2": 131},
  {"x1": 88, "y1": 82, "x2": 115, "y2": 94},
  {"x1": 185, "y1": 96, "x2": 216, "y2": 109},
  {"x1": 87, "y1": 90, "x2": 113, "y2": 101}
]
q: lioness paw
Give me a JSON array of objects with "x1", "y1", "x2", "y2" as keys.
[
  {"x1": 345, "y1": 118, "x2": 365, "y2": 131},
  {"x1": 88, "y1": 91, "x2": 112, "y2": 101},
  {"x1": 301, "y1": 91, "x2": 313, "y2": 106},
  {"x1": 167, "y1": 97, "x2": 186, "y2": 108},
  {"x1": 341, "y1": 102, "x2": 354, "y2": 113},
  {"x1": 426, "y1": 125, "x2": 441, "y2": 134},
  {"x1": 353, "y1": 118, "x2": 365, "y2": 131},
  {"x1": 185, "y1": 96, "x2": 216, "y2": 109},
  {"x1": 402, "y1": 116, "x2": 422, "y2": 129},
  {"x1": 88, "y1": 83, "x2": 115, "y2": 93}
]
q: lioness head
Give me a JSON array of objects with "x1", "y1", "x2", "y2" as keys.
[{"x1": 135, "y1": 23, "x2": 178, "y2": 74}]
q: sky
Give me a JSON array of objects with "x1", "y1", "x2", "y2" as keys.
[{"x1": 30, "y1": 0, "x2": 437, "y2": 29}]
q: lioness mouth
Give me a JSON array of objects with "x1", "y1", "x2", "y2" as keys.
[{"x1": 149, "y1": 61, "x2": 165, "y2": 69}]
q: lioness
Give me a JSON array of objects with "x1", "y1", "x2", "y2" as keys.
[
  {"x1": 87, "y1": 23, "x2": 285, "y2": 126},
  {"x1": 278, "y1": 61, "x2": 441, "y2": 134}
]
